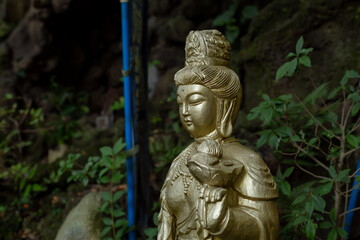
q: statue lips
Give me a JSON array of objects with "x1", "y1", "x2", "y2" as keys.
[
  {"x1": 187, "y1": 153, "x2": 244, "y2": 187},
  {"x1": 184, "y1": 119, "x2": 192, "y2": 126}
]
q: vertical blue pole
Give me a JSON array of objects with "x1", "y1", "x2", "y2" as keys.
[
  {"x1": 344, "y1": 155, "x2": 360, "y2": 238},
  {"x1": 121, "y1": 1, "x2": 135, "y2": 240}
]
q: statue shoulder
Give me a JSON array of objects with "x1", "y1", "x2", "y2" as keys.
[{"x1": 222, "y1": 138, "x2": 279, "y2": 200}]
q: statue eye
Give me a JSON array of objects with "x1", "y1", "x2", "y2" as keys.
[{"x1": 189, "y1": 94, "x2": 205, "y2": 106}]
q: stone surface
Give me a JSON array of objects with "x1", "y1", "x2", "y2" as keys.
[
  {"x1": 55, "y1": 192, "x2": 102, "y2": 240},
  {"x1": 234, "y1": 0, "x2": 360, "y2": 111}
]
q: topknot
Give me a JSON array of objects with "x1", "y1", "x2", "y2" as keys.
[{"x1": 185, "y1": 30, "x2": 231, "y2": 67}]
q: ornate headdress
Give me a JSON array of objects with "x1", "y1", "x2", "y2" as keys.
[{"x1": 185, "y1": 30, "x2": 231, "y2": 67}]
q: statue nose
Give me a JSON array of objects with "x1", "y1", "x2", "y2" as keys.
[{"x1": 182, "y1": 105, "x2": 190, "y2": 116}]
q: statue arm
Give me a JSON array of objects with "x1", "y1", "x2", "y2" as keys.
[{"x1": 210, "y1": 201, "x2": 278, "y2": 240}]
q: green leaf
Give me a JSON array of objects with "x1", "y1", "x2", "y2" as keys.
[
  {"x1": 287, "y1": 58, "x2": 298, "y2": 77},
  {"x1": 112, "y1": 172, "x2": 124, "y2": 183},
  {"x1": 100, "y1": 226, "x2": 112, "y2": 237},
  {"x1": 306, "y1": 220, "x2": 317, "y2": 240},
  {"x1": 305, "y1": 201, "x2": 314, "y2": 215},
  {"x1": 292, "y1": 215, "x2": 307, "y2": 226},
  {"x1": 28, "y1": 165, "x2": 37, "y2": 179},
  {"x1": 114, "y1": 155, "x2": 125, "y2": 168},
  {"x1": 336, "y1": 227, "x2": 348, "y2": 238},
  {"x1": 296, "y1": 36, "x2": 304, "y2": 54},
  {"x1": 312, "y1": 195, "x2": 326, "y2": 212},
  {"x1": 5, "y1": 93, "x2": 13, "y2": 99},
  {"x1": 102, "y1": 156, "x2": 113, "y2": 169},
  {"x1": 346, "y1": 134, "x2": 359, "y2": 148},
  {"x1": 100, "y1": 175, "x2": 110, "y2": 184},
  {"x1": 320, "y1": 181, "x2": 333, "y2": 195},
  {"x1": 99, "y1": 202, "x2": 109, "y2": 213},
  {"x1": 292, "y1": 194, "x2": 306, "y2": 205},
  {"x1": 300, "y1": 47, "x2": 313, "y2": 55},
  {"x1": 19, "y1": 178, "x2": 26, "y2": 191},
  {"x1": 262, "y1": 94, "x2": 270, "y2": 101},
  {"x1": 308, "y1": 138, "x2": 317, "y2": 145},
  {"x1": 329, "y1": 165, "x2": 336, "y2": 179},
  {"x1": 328, "y1": 87, "x2": 341, "y2": 100},
  {"x1": 115, "y1": 219, "x2": 128, "y2": 228},
  {"x1": 329, "y1": 208, "x2": 336, "y2": 222},
  {"x1": 284, "y1": 167, "x2": 294, "y2": 178},
  {"x1": 341, "y1": 74, "x2": 348, "y2": 86},
  {"x1": 32, "y1": 184, "x2": 44, "y2": 192},
  {"x1": 335, "y1": 169, "x2": 350, "y2": 181},
  {"x1": 99, "y1": 168, "x2": 108, "y2": 178},
  {"x1": 276, "y1": 62, "x2": 291, "y2": 81},
  {"x1": 212, "y1": 2, "x2": 238, "y2": 26},
  {"x1": 23, "y1": 185, "x2": 31, "y2": 198},
  {"x1": 153, "y1": 212, "x2": 159, "y2": 226},
  {"x1": 345, "y1": 70, "x2": 360, "y2": 78},
  {"x1": 100, "y1": 146, "x2": 113, "y2": 157},
  {"x1": 144, "y1": 228, "x2": 158, "y2": 239},
  {"x1": 256, "y1": 130, "x2": 270, "y2": 148},
  {"x1": 113, "y1": 191, "x2": 125, "y2": 201},
  {"x1": 280, "y1": 181, "x2": 291, "y2": 195},
  {"x1": 102, "y1": 191, "x2": 111, "y2": 202},
  {"x1": 285, "y1": 52, "x2": 296, "y2": 58},
  {"x1": 303, "y1": 83, "x2": 328, "y2": 106},
  {"x1": 320, "y1": 221, "x2": 332, "y2": 229},
  {"x1": 299, "y1": 55, "x2": 311, "y2": 67},
  {"x1": 268, "y1": 133, "x2": 280, "y2": 150},
  {"x1": 113, "y1": 138, "x2": 126, "y2": 155},
  {"x1": 328, "y1": 228, "x2": 337, "y2": 240},
  {"x1": 102, "y1": 217, "x2": 113, "y2": 226},
  {"x1": 351, "y1": 103, "x2": 360, "y2": 116},
  {"x1": 113, "y1": 209, "x2": 126, "y2": 217}
]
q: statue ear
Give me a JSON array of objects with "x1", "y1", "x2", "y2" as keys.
[{"x1": 217, "y1": 99, "x2": 235, "y2": 138}]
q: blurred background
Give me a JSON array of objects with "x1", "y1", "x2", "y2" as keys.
[{"x1": 0, "y1": 0, "x2": 360, "y2": 239}]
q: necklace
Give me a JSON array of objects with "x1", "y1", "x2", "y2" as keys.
[{"x1": 171, "y1": 144, "x2": 201, "y2": 195}]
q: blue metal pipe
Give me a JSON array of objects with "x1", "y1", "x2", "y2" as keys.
[
  {"x1": 121, "y1": 1, "x2": 135, "y2": 240},
  {"x1": 344, "y1": 155, "x2": 360, "y2": 237}
]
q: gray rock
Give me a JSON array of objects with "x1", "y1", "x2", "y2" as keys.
[{"x1": 55, "y1": 192, "x2": 102, "y2": 240}]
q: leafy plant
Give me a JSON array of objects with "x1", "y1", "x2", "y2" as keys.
[
  {"x1": 248, "y1": 37, "x2": 360, "y2": 239},
  {"x1": 144, "y1": 202, "x2": 160, "y2": 240},
  {"x1": 48, "y1": 138, "x2": 130, "y2": 240},
  {"x1": 213, "y1": 1, "x2": 258, "y2": 44},
  {"x1": 276, "y1": 36, "x2": 313, "y2": 81},
  {"x1": 0, "y1": 93, "x2": 44, "y2": 163},
  {"x1": 45, "y1": 77, "x2": 89, "y2": 145}
]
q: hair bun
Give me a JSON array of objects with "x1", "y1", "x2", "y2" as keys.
[{"x1": 185, "y1": 30, "x2": 231, "y2": 67}]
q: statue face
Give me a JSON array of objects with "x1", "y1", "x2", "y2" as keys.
[{"x1": 177, "y1": 84, "x2": 217, "y2": 138}]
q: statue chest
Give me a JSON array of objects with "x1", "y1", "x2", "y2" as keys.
[{"x1": 165, "y1": 159, "x2": 202, "y2": 226}]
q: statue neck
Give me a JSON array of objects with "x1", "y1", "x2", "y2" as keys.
[{"x1": 194, "y1": 130, "x2": 222, "y2": 144}]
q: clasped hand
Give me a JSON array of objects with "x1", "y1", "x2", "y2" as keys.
[{"x1": 197, "y1": 184, "x2": 229, "y2": 233}]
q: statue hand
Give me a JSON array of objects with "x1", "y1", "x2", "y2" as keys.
[{"x1": 197, "y1": 185, "x2": 229, "y2": 233}]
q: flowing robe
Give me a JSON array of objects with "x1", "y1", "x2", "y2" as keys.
[{"x1": 158, "y1": 138, "x2": 279, "y2": 240}]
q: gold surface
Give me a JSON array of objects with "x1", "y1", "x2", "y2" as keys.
[{"x1": 158, "y1": 30, "x2": 279, "y2": 240}]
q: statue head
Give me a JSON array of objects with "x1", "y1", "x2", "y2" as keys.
[{"x1": 174, "y1": 30, "x2": 242, "y2": 138}]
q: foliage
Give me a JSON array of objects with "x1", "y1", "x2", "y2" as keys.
[
  {"x1": 48, "y1": 138, "x2": 130, "y2": 240},
  {"x1": 213, "y1": 1, "x2": 258, "y2": 44},
  {"x1": 144, "y1": 202, "x2": 160, "y2": 240},
  {"x1": 0, "y1": 93, "x2": 44, "y2": 163},
  {"x1": 45, "y1": 77, "x2": 89, "y2": 145},
  {"x1": 111, "y1": 97, "x2": 125, "y2": 111},
  {"x1": 275, "y1": 36, "x2": 313, "y2": 81},
  {"x1": 248, "y1": 37, "x2": 360, "y2": 239}
]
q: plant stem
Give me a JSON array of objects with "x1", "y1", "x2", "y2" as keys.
[{"x1": 110, "y1": 156, "x2": 116, "y2": 239}]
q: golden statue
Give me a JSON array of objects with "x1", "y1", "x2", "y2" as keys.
[{"x1": 158, "y1": 30, "x2": 279, "y2": 240}]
